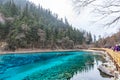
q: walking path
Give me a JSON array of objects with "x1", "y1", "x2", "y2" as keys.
[
  {"x1": 103, "y1": 48, "x2": 120, "y2": 71},
  {"x1": 91, "y1": 48, "x2": 120, "y2": 72}
]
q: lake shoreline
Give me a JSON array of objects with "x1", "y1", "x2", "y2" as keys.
[
  {"x1": 0, "y1": 48, "x2": 107, "y2": 55},
  {"x1": 90, "y1": 48, "x2": 120, "y2": 79},
  {"x1": 0, "y1": 49, "x2": 83, "y2": 54}
]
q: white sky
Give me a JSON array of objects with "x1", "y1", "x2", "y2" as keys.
[{"x1": 29, "y1": 0, "x2": 119, "y2": 38}]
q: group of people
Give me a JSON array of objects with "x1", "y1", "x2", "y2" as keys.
[{"x1": 112, "y1": 44, "x2": 120, "y2": 51}]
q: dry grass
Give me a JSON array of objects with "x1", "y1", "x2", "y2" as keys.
[{"x1": 90, "y1": 48, "x2": 120, "y2": 70}]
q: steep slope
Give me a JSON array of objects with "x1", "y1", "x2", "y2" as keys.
[{"x1": 0, "y1": 0, "x2": 92, "y2": 50}]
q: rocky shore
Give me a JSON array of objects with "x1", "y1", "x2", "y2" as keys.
[{"x1": 90, "y1": 48, "x2": 120, "y2": 80}]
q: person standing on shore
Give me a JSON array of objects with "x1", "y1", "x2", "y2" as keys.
[
  {"x1": 113, "y1": 44, "x2": 120, "y2": 51},
  {"x1": 117, "y1": 44, "x2": 120, "y2": 51},
  {"x1": 113, "y1": 45, "x2": 118, "y2": 51}
]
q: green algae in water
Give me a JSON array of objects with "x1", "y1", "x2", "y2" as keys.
[
  {"x1": 23, "y1": 52, "x2": 109, "y2": 80},
  {"x1": 0, "y1": 51, "x2": 110, "y2": 80}
]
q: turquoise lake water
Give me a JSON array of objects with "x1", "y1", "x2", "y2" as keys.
[{"x1": 0, "y1": 51, "x2": 111, "y2": 80}]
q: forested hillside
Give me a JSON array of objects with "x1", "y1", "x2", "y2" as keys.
[
  {"x1": 95, "y1": 31, "x2": 120, "y2": 48},
  {"x1": 0, "y1": 0, "x2": 92, "y2": 50}
]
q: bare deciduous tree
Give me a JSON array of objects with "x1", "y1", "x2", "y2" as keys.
[{"x1": 73, "y1": 0, "x2": 120, "y2": 26}]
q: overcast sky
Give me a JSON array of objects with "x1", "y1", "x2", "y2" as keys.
[{"x1": 29, "y1": 0, "x2": 119, "y2": 38}]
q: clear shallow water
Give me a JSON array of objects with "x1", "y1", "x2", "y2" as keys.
[{"x1": 0, "y1": 51, "x2": 111, "y2": 80}]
